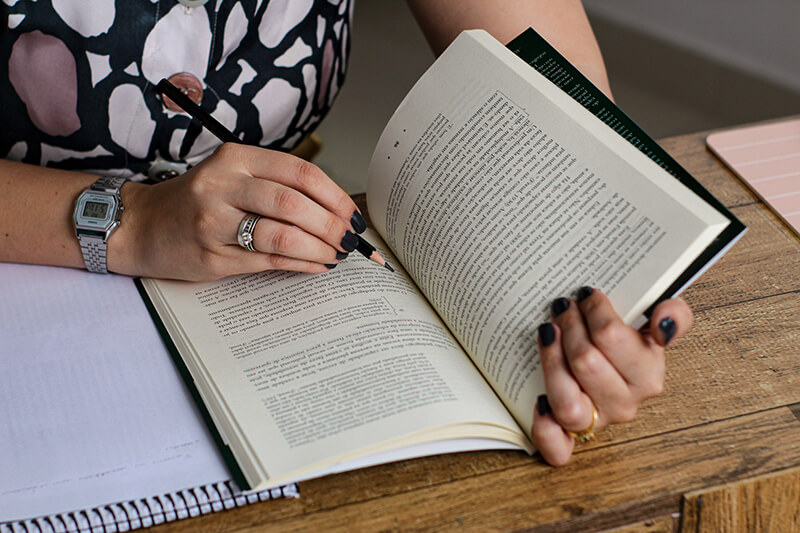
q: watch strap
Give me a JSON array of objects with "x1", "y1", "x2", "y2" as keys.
[
  {"x1": 77, "y1": 176, "x2": 127, "y2": 274},
  {"x1": 91, "y1": 175, "x2": 128, "y2": 192},
  {"x1": 79, "y1": 234, "x2": 111, "y2": 274}
]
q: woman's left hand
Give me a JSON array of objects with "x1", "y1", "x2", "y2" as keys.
[{"x1": 532, "y1": 287, "x2": 694, "y2": 465}]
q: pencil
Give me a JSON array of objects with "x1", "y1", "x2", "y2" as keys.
[
  {"x1": 157, "y1": 78, "x2": 391, "y2": 272},
  {"x1": 355, "y1": 236, "x2": 394, "y2": 272},
  {"x1": 157, "y1": 79, "x2": 238, "y2": 144}
]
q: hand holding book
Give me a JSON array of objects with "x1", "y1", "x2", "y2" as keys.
[{"x1": 533, "y1": 288, "x2": 693, "y2": 465}]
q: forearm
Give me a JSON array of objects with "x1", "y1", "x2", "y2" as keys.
[
  {"x1": 1, "y1": 159, "x2": 98, "y2": 269},
  {"x1": 0, "y1": 159, "x2": 143, "y2": 274},
  {"x1": 3, "y1": 143, "x2": 368, "y2": 281},
  {"x1": 406, "y1": 0, "x2": 612, "y2": 98}
]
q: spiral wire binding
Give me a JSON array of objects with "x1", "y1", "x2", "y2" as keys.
[{"x1": 1, "y1": 482, "x2": 299, "y2": 532}]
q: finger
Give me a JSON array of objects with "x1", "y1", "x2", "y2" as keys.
[
  {"x1": 231, "y1": 145, "x2": 366, "y2": 233},
  {"x1": 538, "y1": 321, "x2": 598, "y2": 433},
  {"x1": 575, "y1": 287, "x2": 654, "y2": 384},
  {"x1": 551, "y1": 297, "x2": 630, "y2": 422},
  {"x1": 247, "y1": 216, "x2": 347, "y2": 265},
  {"x1": 234, "y1": 179, "x2": 359, "y2": 254},
  {"x1": 224, "y1": 248, "x2": 331, "y2": 276},
  {"x1": 648, "y1": 297, "x2": 694, "y2": 347},
  {"x1": 532, "y1": 394, "x2": 574, "y2": 466}
]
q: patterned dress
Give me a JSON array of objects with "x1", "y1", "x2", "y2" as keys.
[{"x1": 1, "y1": 0, "x2": 352, "y2": 181}]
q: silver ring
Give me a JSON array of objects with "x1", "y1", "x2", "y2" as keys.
[{"x1": 237, "y1": 213, "x2": 261, "y2": 252}]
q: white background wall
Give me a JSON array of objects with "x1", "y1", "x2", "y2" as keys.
[{"x1": 583, "y1": 0, "x2": 800, "y2": 92}]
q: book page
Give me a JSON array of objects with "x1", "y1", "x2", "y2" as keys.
[
  {"x1": 141, "y1": 230, "x2": 528, "y2": 489},
  {"x1": 367, "y1": 31, "x2": 728, "y2": 436}
]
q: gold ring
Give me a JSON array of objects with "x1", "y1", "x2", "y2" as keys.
[{"x1": 567, "y1": 403, "x2": 598, "y2": 443}]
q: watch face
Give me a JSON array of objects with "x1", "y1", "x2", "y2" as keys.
[
  {"x1": 75, "y1": 191, "x2": 117, "y2": 230},
  {"x1": 82, "y1": 201, "x2": 110, "y2": 219}
]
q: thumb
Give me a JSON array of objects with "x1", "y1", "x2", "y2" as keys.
[{"x1": 648, "y1": 297, "x2": 694, "y2": 347}]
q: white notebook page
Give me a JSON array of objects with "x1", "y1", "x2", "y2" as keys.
[{"x1": 0, "y1": 263, "x2": 267, "y2": 523}]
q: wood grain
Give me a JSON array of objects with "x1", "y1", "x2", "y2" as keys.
[
  {"x1": 658, "y1": 132, "x2": 758, "y2": 209},
  {"x1": 601, "y1": 515, "x2": 678, "y2": 533},
  {"x1": 683, "y1": 204, "x2": 800, "y2": 312},
  {"x1": 594, "y1": 290, "x2": 800, "y2": 446},
  {"x1": 160, "y1": 408, "x2": 800, "y2": 532},
  {"x1": 682, "y1": 466, "x2": 800, "y2": 532},
  {"x1": 150, "y1": 124, "x2": 800, "y2": 532}
]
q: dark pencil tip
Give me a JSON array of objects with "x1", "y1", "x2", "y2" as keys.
[{"x1": 384, "y1": 263, "x2": 394, "y2": 273}]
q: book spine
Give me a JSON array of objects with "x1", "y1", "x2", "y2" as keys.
[{"x1": 1, "y1": 482, "x2": 298, "y2": 533}]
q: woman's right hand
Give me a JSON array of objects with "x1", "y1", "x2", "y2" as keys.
[{"x1": 110, "y1": 143, "x2": 366, "y2": 281}]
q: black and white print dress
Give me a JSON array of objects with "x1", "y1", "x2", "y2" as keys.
[{"x1": 1, "y1": 0, "x2": 352, "y2": 180}]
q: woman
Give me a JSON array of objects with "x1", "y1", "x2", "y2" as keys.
[{"x1": 0, "y1": 0, "x2": 692, "y2": 465}]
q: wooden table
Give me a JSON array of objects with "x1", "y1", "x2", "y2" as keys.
[{"x1": 157, "y1": 123, "x2": 800, "y2": 532}]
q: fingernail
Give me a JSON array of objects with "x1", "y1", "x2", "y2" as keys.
[
  {"x1": 537, "y1": 394, "x2": 552, "y2": 417},
  {"x1": 325, "y1": 263, "x2": 337, "y2": 269},
  {"x1": 351, "y1": 210, "x2": 367, "y2": 233},
  {"x1": 340, "y1": 231, "x2": 358, "y2": 252},
  {"x1": 576, "y1": 286, "x2": 593, "y2": 302},
  {"x1": 659, "y1": 317, "x2": 676, "y2": 345},
  {"x1": 336, "y1": 251, "x2": 349, "y2": 260},
  {"x1": 538, "y1": 322, "x2": 555, "y2": 347},
  {"x1": 551, "y1": 297, "x2": 570, "y2": 317}
]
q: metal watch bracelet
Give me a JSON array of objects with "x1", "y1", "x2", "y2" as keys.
[{"x1": 76, "y1": 176, "x2": 127, "y2": 274}]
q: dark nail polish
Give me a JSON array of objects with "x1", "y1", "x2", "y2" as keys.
[
  {"x1": 340, "y1": 231, "x2": 358, "y2": 252},
  {"x1": 539, "y1": 322, "x2": 555, "y2": 347},
  {"x1": 576, "y1": 286, "x2": 593, "y2": 302},
  {"x1": 551, "y1": 297, "x2": 570, "y2": 317},
  {"x1": 659, "y1": 317, "x2": 676, "y2": 345},
  {"x1": 537, "y1": 394, "x2": 552, "y2": 417},
  {"x1": 325, "y1": 263, "x2": 337, "y2": 269},
  {"x1": 335, "y1": 251, "x2": 349, "y2": 260},
  {"x1": 351, "y1": 210, "x2": 367, "y2": 234}
]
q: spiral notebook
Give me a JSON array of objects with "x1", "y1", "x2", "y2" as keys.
[
  {"x1": 0, "y1": 264, "x2": 297, "y2": 533},
  {"x1": 707, "y1": 118, "x2": 800, "y2": 237}
]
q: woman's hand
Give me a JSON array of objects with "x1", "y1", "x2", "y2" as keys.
[
  {"x1": 110, "y1": 143, "x2": 365, "y2": 281},
  {"x1": 532, "y1": 287, "x2": 693, "y2": 465}
]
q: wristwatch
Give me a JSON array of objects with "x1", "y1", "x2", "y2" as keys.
[{"x1": 74, "y1": 176, "x2": 127, "y2": 273}]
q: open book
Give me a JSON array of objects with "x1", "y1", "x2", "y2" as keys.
[{"x1": 138, "y1": 29, "x2": 744, "y2": 490}]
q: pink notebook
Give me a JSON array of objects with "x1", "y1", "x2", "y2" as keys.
[{"x1": 706, "y1": 118, "x2": 800, "y2": 237}]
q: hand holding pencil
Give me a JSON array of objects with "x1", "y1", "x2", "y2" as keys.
[
  {"x1": 156, "y1": 78, "x2": 391, "y2": 273},
  {"x1": 105, "y1": 81, "x2": 389, "y2": 281}
]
